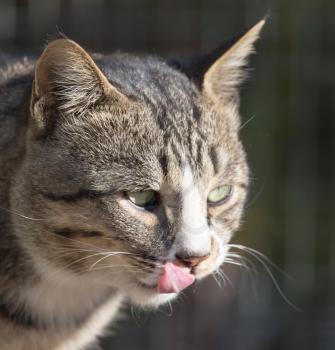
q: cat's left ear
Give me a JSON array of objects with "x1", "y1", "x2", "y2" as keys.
[
  {"x1": 31, "y1": 38, "x2": 128, "y2": 131},
  {"x1": 170, "y1": 19, "x2": 266, "y2": 104}
]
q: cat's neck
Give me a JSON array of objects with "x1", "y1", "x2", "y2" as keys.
[
  {"x1": 0, "y1": 279, "x2": 123, "y2": 350},
  {"x1": 22, "y1": 259, "x2": 118, "y2": 328},
  {"x1": 0, "y1": 236, "x2": 120, "y2": 329}
]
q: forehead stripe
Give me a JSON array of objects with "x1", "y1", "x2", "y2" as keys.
[
  {"x1": 159, "y1": 154, "x2": 169, "y2": 177},
  {"x1": 196, "y1": 139, "x2": 203, "y2": 166},
  {"x1": 209, "y1": 146, "x2": 219, "y2": 174}
]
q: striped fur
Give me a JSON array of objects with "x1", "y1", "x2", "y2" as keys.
[{"x1": 0, "y1": 20, "x2": 265, "y2": 350}]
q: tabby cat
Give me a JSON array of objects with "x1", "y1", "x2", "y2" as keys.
[{"x1": 0, "y1": 19, "x2": 265, "y2": 350}]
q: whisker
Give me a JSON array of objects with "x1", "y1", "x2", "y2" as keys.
[
  {"x1": 157, "y1": 301, "x2": 173, "y2": 317},
  {"x1": 88, "y1": 252, "x2": 132, "y2": 271},
  {"x1": 217, "y1": 268, "x2": 233, "y2": 288},
  {"x1": 89, "y1": 264, "x2": 153, "y2": 273},
  {"x1": 224, "y1": 256, "x2": 259, "y2": 299},
  {"x1": 49, "y1": 248, "x2": 99, "y2": 261},
  {"x1": 213, "y1": 271, "x2": 225, "y2": 289},
  {"x1": 227, "y1": 244, "x2": 300, "y2": 311},
  {"x1": 0, "y1": 206, "x2": 45, "y2": 221},
  {"x1": 226, "y1": 253, "x2": 259, "y2": 275},
  {"x1": 239, "y1": 114, "x2": 256, "y2": 131},
  {"x1": 225, "y1": 259, "x2": 245, "y2": 268},
  {"x1": 228, "y1": 244, "x2": 293, "y2": 280},
  {"x1": 47, "y1": 251, "x2": 134, "y2": 279}
]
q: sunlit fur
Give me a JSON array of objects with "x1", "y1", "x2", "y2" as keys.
[{"x1": 0, "y1": 20, "x2": 265, "y2": 350}]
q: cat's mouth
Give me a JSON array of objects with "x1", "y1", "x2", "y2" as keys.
[
  {"x1": 125, "y1": 241, "x2": 226, "y2": 307},
  {"x1": 138, "y1": 262, "x2": 195, "y2": 294}
]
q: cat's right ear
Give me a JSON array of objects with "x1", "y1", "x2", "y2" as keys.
[
  {"x1": 31, "y1": 38, "x2": 128, "y2": 133},
  {"x1": 169, "y1": 19, "x2": 266, "y2": 105}
]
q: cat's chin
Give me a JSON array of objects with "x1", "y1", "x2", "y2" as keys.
[{"x1": 126, "y1": 284, "x2": 177, "y2": 308}]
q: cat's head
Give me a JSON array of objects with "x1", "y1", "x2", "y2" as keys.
[{"x1": 11, "y1": 20, "x2": 264, "y2": 307}]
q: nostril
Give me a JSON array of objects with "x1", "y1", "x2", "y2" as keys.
[{"x1": 175, "y1": 253, "x2": 210, "y2": 268}]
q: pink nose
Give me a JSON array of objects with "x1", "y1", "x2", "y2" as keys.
[{"x1": 175, "y1": 253, "x2": 210, "y2": 268}]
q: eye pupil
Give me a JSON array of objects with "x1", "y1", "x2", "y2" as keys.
[
  {"x1": 126, "y1": 190, "x2": 158, "y2": 208},
  {"x1": 207, "y1": 185, "x2": 232, "y2": 205}
]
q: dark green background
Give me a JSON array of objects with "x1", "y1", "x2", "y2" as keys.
[{"x1": 1, "y1": 0, "x2": 334, "y2": 349}]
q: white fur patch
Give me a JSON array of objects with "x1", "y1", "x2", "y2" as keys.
[
  {"x1": 23, "y1": 256, "x2": 115, "y2": 328},
  {"x1": 170, "y1": 164, "x2": 211, "y2": 258},
  {"x1": 56, "y1": 294, "x2": 123, "y2": 350}
]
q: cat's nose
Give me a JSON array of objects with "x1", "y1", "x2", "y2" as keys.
[{"x1": 175, "y1": 252, "x2": 210, "y2": 268}]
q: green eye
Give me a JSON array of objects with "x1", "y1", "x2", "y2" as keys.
[
  {"x1": 126, "y1": 190, "x2": 158, "y2": 208},
  {"x1": 207, "y1": 185, "x2": 232, "y2": 205}
]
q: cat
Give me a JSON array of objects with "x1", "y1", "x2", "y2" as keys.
[{"x1": 0, "y1": 19, "x2": 265, "y2": 350}]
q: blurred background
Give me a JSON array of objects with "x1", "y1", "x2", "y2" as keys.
[{"x1": 1, "y1": 0, "x2": 334, "y2": 349}]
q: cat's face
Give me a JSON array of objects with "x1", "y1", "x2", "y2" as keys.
[{"x1": 11, "y1": 20, "x2": 264, "y2": 307}]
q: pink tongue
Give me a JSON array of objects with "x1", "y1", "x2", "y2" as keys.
[{"x1": 157, "y1": 262, "x2": 195, "y2": 294}]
